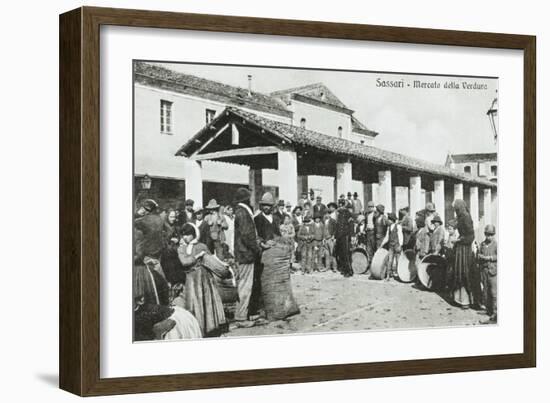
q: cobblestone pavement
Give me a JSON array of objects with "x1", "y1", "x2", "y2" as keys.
[{"x1": 226, "y1": 270, "x2": 491, "y2": 338}]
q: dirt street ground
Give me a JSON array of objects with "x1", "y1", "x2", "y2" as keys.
[{"x1": 226, "y1": 270, "x2": 491, "y2": 337}]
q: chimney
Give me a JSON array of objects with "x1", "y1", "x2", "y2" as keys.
[{"x1": 247, "y1": 75, "x2": 252, "y2": 97}]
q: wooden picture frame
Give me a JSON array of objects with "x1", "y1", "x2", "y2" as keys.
[{"x1": 59, "y1": 6, "x2": 536, "y2": 396}]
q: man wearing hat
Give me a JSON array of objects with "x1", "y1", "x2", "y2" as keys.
[
  {"x1": 313, "y1": 195, "x2": 327, "y2": 219},
  {"x1": 399, "y1": 207, "x2": 414, "y2": 249},
  {"x1": 334, "y1": 198, "x2": 354, "y2": 277},
  {"x1": 374, "y1": 204, "x2": 389, "y2": 250},
  {"x1": 233, "y1": 188, "x2": 261, "y2": 327},
  {"x1": 177, "y1": 198, "x2": 196, "y2": 230},
  {"x1": 479, "y1": 224, "x2": 498, "y2": 324},
  {"x1": 205, "y1": 199, "x2": 228, "y2": 258},
  {"x1": 273, "y1": 199, "x2": 288, "y2": 224},
  {"x1": 429, "y1": 213, "x2": 445, "y2": 255},
  {"x1": 327, "y1": 201, "x2": 338, "y2": 221},
  {"x1": 381, "y1": 212, "x2": 403, "y2": 280},
  {"x1": 251, "y1": 192, "x2": 281, "y2": 319},
  {"x1": 297, "y1": 192, "x2": 309, "y2": 208},
  {"x1": 423, "y1": 202, "x2": 438, "y2": 232},
  {"x1": 352, "y1": 192, "x2": 363, "y2": 216},
  {"x1": 284, "y1": 201, "x2": 293, "y2": 216},
  {"x1": 363, "y1": 201, "x2": 377, "y2": 268},
  {"x1": 134, "y1": 199, "x2": 168, "y2": 279}
]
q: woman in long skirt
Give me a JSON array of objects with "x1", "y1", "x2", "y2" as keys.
[
  {"x1": 178, "y1": 223, "x2": 227, "y2": 337},
  {"x1": 449, "y1": 199, "x2": 481, "y2": 308}
]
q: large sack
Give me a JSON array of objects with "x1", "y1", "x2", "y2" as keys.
[{"x1": 260, "y1": 242, "x2": 300, "y2": 320}]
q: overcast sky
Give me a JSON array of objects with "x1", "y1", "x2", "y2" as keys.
[{"x1": 157, "y1": 62, "x2": 498, "y2": 165}]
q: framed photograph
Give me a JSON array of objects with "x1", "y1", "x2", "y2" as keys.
[{"x1": 59, "y1": 6, "x2": 536, "y2": 396}]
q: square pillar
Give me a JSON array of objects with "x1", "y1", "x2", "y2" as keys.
[
  {"x1": 184, "y1": 160, "x2": 203, "y2": 207},
  {"x1": 454, "y1": 183, "x2": 464, "y2": 201},
  {"x1": 378, "y1": 170, "x2": 392, "y2": 213},
  {"x1": 433, "y1": 179, "x2": 445, "y2": 223},
  {"x1": 394, "y1": 186, "x2": 409, "y2": 213},
  {"x1": 278, "y1": 150, "x2": 298, "y2": 206},
  {"x1": 409, "y1": 176, "x2": 422, "y2": 217},
  {"x1": 248, "y1": 168, "x2": 262, "y2": 211},
  {"x1": 335, "y1": 160, "x2": 353, "y2": 199},
  {"x1": 470, "y1": 186, "x2": 479, "y2": 228},
  {"x1": 483, "y1": 188, "x2": 492, "y2": 225}
]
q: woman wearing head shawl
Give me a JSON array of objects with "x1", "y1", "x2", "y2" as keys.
[
  {"x1": 177, "y1": 223, "x2": 227, "y2": 337},
  {"x1": 449, "y1": 199, "x2": 482, "y2": 308}
]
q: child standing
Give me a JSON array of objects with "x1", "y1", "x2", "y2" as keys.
[
  {"x1": 479, "y1": 224, "x2": 498, "y2": 324},
  {"x1": 323, "y1": 211, "x2": 337, "y2": 272},
  {"x1": 297, "y1": 214, "x2": 315, "y2": 274},
  {"x1": 279, "y1": 214, "x2": 296, "y2": 266},
  {"x1": 381, "y1": 212, "x2": 403, "y2": 281},
  {"x1": 429, "y1": 214, "x2": 446, "y2": 255},
  {"x1": 312, "y1": 212, "x2": 326, "y2": 271}
]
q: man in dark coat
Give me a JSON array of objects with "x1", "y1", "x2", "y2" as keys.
[
  {"x1": 313, "y1": 195, "x2": 327, "y2": 219},
  {"x1": 177, "y1": 199, "x2": 196, "y2": 231},
  {"x1": 233, "y1": 188, "x2": 261, "y2": 327},
  {"x1": 374, "y1": 204, "x2": 389, "y2": 249},
  {"x1": 134, "y1": 199, "x2": 169, "y2": 279},
  {"x1": 334, "y1": 199, "x2": 354, "y2": 277}
]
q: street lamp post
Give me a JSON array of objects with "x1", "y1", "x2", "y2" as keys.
[{"x1": 487, "y1": 97, "x2": 498, "y2": 144}]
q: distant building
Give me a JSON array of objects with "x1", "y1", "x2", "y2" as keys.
[{"x1": 445, "y1": 153, "x2": 497, "y2": 183}]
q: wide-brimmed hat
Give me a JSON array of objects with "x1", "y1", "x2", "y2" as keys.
[
  {"x1": 292, "y1": 205, "x2": 303, "y2": 214},
  {"x1": 233, "y1": 187, "x2": 251, "y2": 203},
  {"x1": 376, "y1": 204, "x2": 385, "y2": 213},
  {"x1": 205, "y1": 199, "x2": 220, "y2": 210},
  {"x1": 142, "y1": 199, "x2": 158, "y2": 212},
  {"x1": 277, "y1": 199, "x2": 285, "y2": 207},
  {"x1": 259, "y1": 192, "x2": 275, "y2": 206},
  {"x1": 327, "y1": 202, "x2": 337, "y2": 209},
  {"x1": 431, "y1": 214, "x2": 443, "y2": 224},
  {"x1": 184, "y1": 199, "x2": 194, "y2": 206},
  {"x1": 353, "y1": 192, "x2": 358, "y2": 197},
  {"x1": 285, "y1": 201, "x2": 292, "y2": 207},
  {"x1": 347, "y1": 192, "x2": 352, "y2": 197},
  {"x1": 484, "y1": 224, "x2": 496, "y2": 235},
  {"x1": 426, "y1": 202, "x2": 436, "y2": 212},
  {"x1": 447, "y1": 219, "x2": 458, "y2": 228}
]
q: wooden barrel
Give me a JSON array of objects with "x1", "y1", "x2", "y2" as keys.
[
  {"x1": 397, "y1": 251, "x2": 417, "y2": 283},
  {"x1": 417, "y1": 254, "x2": 447, "y2": 290},
  {"x1": 351, "y1": 247, "x2": 369, "y2": 274},
  {"x1": 370, "y1": 248, "x2": 389, "y2": 280}
]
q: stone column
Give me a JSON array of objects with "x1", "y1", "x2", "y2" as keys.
[
  {"x1": 470, "y1": 186, "x2": 479, "y2": 228},
  {"x1": 184, "y1": 160, "x2": 203, "y2": 207},
  {"x1": 433, "y1": 179, "x2": 445, "y2": 222},
  {"x1": 248, "y1": 168, "x2": 262, "y2": 211},
  {"x1": 335, "y1": 160, "x2": 353, "y2": 199},
  {"x1": 394, "y1": 186, "x2": 409, "y2": 213},
  {"x1": 483, "y1": 188, "x2": 492, "y2": 225},
  {"x1": 278, "y1": 150, "x2": 298, "y2": 206},
  {"x1": 454, "y1": 183, "x2": 464, "y2": 202},
  {"x1": 409, "y1": 176, "x2": 422, "y2": 217},
  {"x1": 378, "y1": 170, "x2": 392, "y2": 213}
]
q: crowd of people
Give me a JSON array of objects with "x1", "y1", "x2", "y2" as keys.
[{"x1": 133, "y1": 188, "x2": 498, "y2": 341}]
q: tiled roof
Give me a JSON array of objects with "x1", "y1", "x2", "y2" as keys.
[
  {"x1": 177, "y1": 107, "x2": 496, "y2": 188},
  {"x1": 134, "y1": 62, "x2": 292, "y2": 118},
  {"x1": 351, "y1": 116, "x2": 379, "y2": 137},
  {"x1": 448, "y1": 153, "x2": 497, "y2": 163}
]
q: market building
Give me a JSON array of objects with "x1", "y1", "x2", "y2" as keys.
[{"x1": 134, "y1": 61, "x2": 497, "y2": 237}]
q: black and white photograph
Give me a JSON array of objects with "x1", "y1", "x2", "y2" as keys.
[{"x1": 132, "y1": 60, "x2": 499, "y2": 342}]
